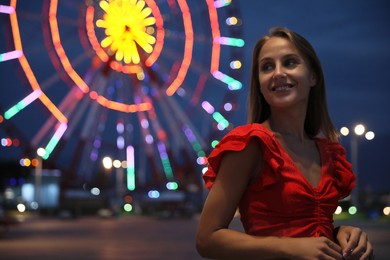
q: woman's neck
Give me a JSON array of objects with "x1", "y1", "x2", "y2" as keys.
[{"x1": 264, "y1": 109, "x2": 308, "y2": 142}]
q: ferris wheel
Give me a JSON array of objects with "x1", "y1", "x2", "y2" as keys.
[{"x1": 0, "y1": 0, "x2": 245, "y2": 192}]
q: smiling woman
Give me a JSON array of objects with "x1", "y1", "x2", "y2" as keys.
[{"x1": 196, "y1": 27, "x2": 375, "y2": 260}]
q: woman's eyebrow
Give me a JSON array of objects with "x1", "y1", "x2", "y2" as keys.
[
  {"x1": 259, "y1": 53, "x2": 301, "y2": 62},
  {"x1": 259, "y1": 57, "x2": 272, "y2": 63}
]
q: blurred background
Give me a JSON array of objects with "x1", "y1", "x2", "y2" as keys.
[{"x1": 0, "y1": 0, "x2": 389, "y2": 259}]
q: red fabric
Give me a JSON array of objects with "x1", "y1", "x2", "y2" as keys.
[{"x1": 203, "y1": 123, "x2": 355, "y2": 241}]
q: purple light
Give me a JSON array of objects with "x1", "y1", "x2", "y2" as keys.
[
  {"x1": 0, "y1": 5, "x2": 15, "y2": 14},
  {"x1": 93, "y1": 139, "x2": 101, "y2": 148},
  {"x1": 201, "y1": 101, "x2": 215, "y2": 114},
  {"x1": 0, "y1": 50, "x2": 22, "y2": 62},
  {"x1": 90, "y1": 149, "x2": 98, "y2": 161}
]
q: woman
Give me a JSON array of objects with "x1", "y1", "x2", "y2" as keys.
[{"x1": 196, "y1": 27, "x2": 374, "y2": 259}]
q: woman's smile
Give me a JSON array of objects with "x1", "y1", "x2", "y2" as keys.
[{"x1": 272, "y1": 84, "x2": 294, "y2": 92}]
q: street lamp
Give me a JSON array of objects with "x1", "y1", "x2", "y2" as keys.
[
  {"x1": 340, "y1": 124, "x2": 375, "y2": 208},
  {"x1": 102, "y1": 156, "x2": 125, "y2": 216},
  {"x1": 34, "y1": 147, "x2": 46, "y2": 208},
  {"x1": 102, "y1": 156, "x2": 113, "y2": 170}
]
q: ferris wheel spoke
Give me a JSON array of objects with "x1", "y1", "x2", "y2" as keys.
[{"x1": 1, "y1": 0, "x2": 245, "y2": 192}]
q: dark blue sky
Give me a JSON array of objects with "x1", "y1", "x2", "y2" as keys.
[
  {"x1": 1, "y1": 0, "x2": 389, "y2": 192},
  {"x1": 235, "y1": 1, "x2": 390, "y2": 192}
]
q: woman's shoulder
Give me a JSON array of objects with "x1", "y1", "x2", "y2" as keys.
[
  {"x1": 210, "y1": 123, "x2": 278, "y2": 158},
  {"x1": 219, "y1": 123, "x2": 274, "y2": 142},
  {"x1": 203, "y1": 123, "x2": 282, "y2": 190}
]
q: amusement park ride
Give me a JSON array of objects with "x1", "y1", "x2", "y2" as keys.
[{"x1": 0, "y1": 0, "x2": 245, "y2": 212}]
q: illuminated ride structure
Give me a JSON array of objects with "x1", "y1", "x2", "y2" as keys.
[{"x1": 0, "y1": 0, "x2": 245, "y2": 198}]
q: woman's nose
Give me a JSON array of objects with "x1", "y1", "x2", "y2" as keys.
[{"x1": 273, "y1": 64, "x2": 286, "y2": 80}]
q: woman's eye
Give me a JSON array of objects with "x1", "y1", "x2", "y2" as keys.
[
  {"x1": 284, "y1": 58, "x2": 298, "y2": 67},
  {"x1": 261, "y1": 63, "x2": 273, "y2": 71}
]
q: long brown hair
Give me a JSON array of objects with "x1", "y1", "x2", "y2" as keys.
[{"x1": 248, "y1": 27, "x2": 339, "y2": 142}]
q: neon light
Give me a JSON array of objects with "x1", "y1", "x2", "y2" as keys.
[
  {"x1": 4, "y1": 90, "x2": 42, "y2": 119},
  {"x1": 230, "y1": 60, "x2": 242, "y2": 69},
  {"x1": 116, "y1": 122, "x2": 124, "y2": 134},
  {"x1": 211, "y1": 140, "x2": 219, "y2": 148},
  {"x1": 0, "y1": 5, "x2": 14, "y2": 14},
  {"x1": 206, "y1": 0, "x2": 244, "y2": 92},
  {"x1": 42, "y1": 123, "x2": 68, "y2": 159},
  {"x1": 206, "y1": 0, "x2": 220, "y2": 73},
  {"x1": 214, "y1": 0, "x2": 232, "y2": 8},
  {"x1": 95, "y1": 95, "x2": 152, "y2": 112},
  {"x1": 86, "y1": 0, "x2": 164, "y2": 72},
  {"x1": 224, "y1": 102, "x2": 233, "y2": 111},
  {"x1": 191, "y1": 74, "x2": 207, "y2": 105},
  {"x1": 126, "y1": 145, "x2": 135, "y2": 191},
  {"x1": 182, "y1": 125, "x2": 206, "y2": 158},
  {"x1": 9, "y1": 0, "x2": 67, "y2": 123},
  {"x1": 0, "y1": 50, "x2": 22, "y2": 62},
  {"x1": 166, "y1": 181, "x2": 178, "y2": 190},
  {"x1": 117, "y1": 136, "x2": 125, "y2": 149},
  {"x1": 85, "y1": 6, "x2": 109, "y2": 62},
  {"x1": 201, "y1": 101, "x2": 215, "y2": 114},
  {"x1": 165, "y1": 0, "x2": 193, "y2": 96},
  {"x1": 97, "y1": 0, "x2": 156, "y2": 64},
  {"x1": 212, "y1": 70, "x2": 242, "y2": 90},
  {"x1": 48, "y1": 1, "x2": 154, "y2": 113},
  {"x1": 49, "y1": 0, "x2": 89, "y2": 94},
  {"x1": 143, "y1": 0, "x2": 164, "y2": 67},
  {"x1": 214, "y1": 36, "x2": 245, "y2": 47},
  {"x1": 201, "y1": 100, "x2": 230, "y2": 130},
  {"x1": 212, "y1": 112, "x2": 229, "y2": 129},
  {"x1": 226, "y1": 17, "x2": 238, "y2": 26},
  {"x1": 157, "y1": 141, "x2": 173, "y2": 180}
]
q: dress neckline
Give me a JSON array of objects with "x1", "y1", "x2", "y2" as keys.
[{"x1": 258, "y1": 123, "x2": 326, "y2": 190}]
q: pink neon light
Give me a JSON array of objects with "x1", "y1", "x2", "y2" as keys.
[
  {"x1": 22, "y1": 89, "x2": 42, "y2": 107},
  {"x1": 201, "y1": 101, "x2": 215, "y2": 114},
  {"x1": 126, "y1": 145, "x2": 135, "y2": 165},
  {"x1": 0, "y1": 50, "x2": 22, "y2": 62},
  {"x1": 53, "y1": 122, "x2": 68, "y2": 139},
  {"x1": 0, "y1": 5, "x2": 15, "y2": 14}
]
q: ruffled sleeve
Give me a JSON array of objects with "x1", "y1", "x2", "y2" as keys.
[
  {"x1": 325, "y1": 140, "x2": 356, "y2": 199},
  {"x1": 203, "y1": 124, "x2": 284, "y2": 190}
]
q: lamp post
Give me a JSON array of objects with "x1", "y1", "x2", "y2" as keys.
[
  {"x1": 34, "y1": 147, "x2": 46, "y2": 208},
  {"x1": 112, "y1": 159, "x2": 124, "y2": 205},
  {"x1": 340, "y1": 124, "x2": 375, "y2": 208},
  {"x1": 102, "y1": 156, "x2": 124, "y2": 216}
]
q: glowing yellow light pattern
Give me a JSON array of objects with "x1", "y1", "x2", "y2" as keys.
[{"x1": 96, "y1": 0, "x2": 156, "y2": 64}]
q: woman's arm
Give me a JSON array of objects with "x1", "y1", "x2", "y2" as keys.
[{"x1": 196, "y1": 139, "x2": 343, "y2": 259}]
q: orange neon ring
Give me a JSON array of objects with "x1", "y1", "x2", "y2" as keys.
[{"x1": 49, "y1": 0, "x2": 152, "y2": 113}]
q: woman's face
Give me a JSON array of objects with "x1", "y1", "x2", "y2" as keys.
[{"x1": 258, "y1": 37, "x2": 316, "y2": 110}]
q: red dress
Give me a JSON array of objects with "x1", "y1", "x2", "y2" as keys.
[{"x1": 203, "y1": 123, "x2": 355, "y2": 241}]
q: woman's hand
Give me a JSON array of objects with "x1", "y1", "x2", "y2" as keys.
[
  {"x1": 335, "y1": 226, "x2": 374, "y2": 259},
  {"x1": 285, "y1": 236, "x2": 343, "y2": 260}
]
